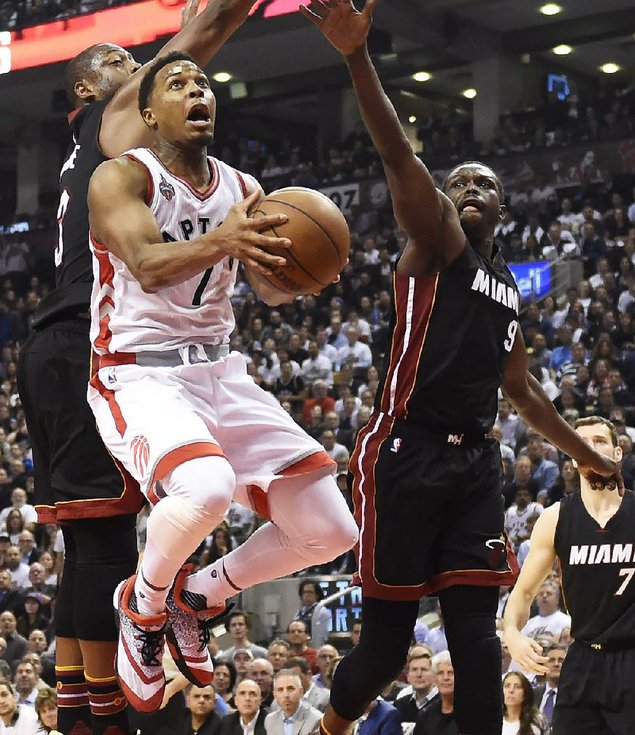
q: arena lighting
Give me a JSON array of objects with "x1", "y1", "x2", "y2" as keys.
[
  {"x1": 408, "y1": 115, "x2": 417, "y2": 123},
  {"x1": 462, "y1": 88, "x2": 477, "y2": 99},
  {"x1": 0, "y1": 0, "x2": 300, "y2": 73},
  {"x1": 600, "y1": 62, "x2": 621, "y2": 74},
  {"x1": 412, "y1": 71, "x2": 432, "y2": 82},
  {"x1": 539, "y1": 3, "x2": 562, "y2": 16},
  {"x1": 212, "y1": 72, "x2": 232, "y2": 83},
  {"x1": 552, "y1": 44, "x2": 573, "y2": 55}
]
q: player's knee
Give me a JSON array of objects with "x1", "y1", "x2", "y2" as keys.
[
  {"x1": 163, "y1": 454, "x2": 235, "y2": 518},
  {"x1": 321, "y1": 509, "x2": 358, "y2": 558}
]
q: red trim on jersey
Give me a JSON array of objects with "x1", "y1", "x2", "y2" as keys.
[
  {"x1": 279, "y1": 450, "x2": 335, "y2": 477},
  {"x1": 246, "y1": 484, "x2": 271, "y2": 521},
  {"x1": 233, "y1": 169, "x2": 249, "y2": 197},
  {"x1": 91, "y1": 238, "x2": 116, "y2": 354},
  {"x1": 89, "y1": 373, "x2": 128, "y2": 438},
  {"x1": 67, "y1": 107, "x2": 82, "y2": 123},
  {"x1": 147, "y1": 149, "x2": 220, "y2": 201},
  {"x1": 350, "y1": 413, "x2": 398, "y2": 598},
  {"x1": 421, "y1": 567, "x2": 518, "y2": 597},
  {"x1": 147, "y1": 442, "x2": 227, "y2": 504},
  {"x1": 124, "y1": 153, "x2": 155, "y2": 204},
  {"x1": 378, "y1": 273, "x2": 438, "y2": 418}
]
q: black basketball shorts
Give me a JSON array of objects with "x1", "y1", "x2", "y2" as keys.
[
  {"x1": 349, "y1": 412, "x2": 518, "y2": 601},
  {"x1": 17, "y1": 318, "x2": 144, "y2": 523},
  {"x1": 553, "y1": 641, "x2": 635, "y2": 735}
]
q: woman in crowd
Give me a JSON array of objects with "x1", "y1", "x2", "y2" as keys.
[
  {"x1": 213, "y1": 661, "x2": 238, "y2": 708},
  {"x1": 502, "y1": 672, "x2": 547, "y2": 735},
  {"x1": 34, "y1": 688, "x2": 57, "y2": 734},
  {"x1": 16, "y1": 592, "x2": 50, "y2": 638},
  {"x1": 3, "y1": 508, "x2": 24, "y2": 546},
  {"x1": 546, "y1": 458, "x2": 580, "y2": 505}
]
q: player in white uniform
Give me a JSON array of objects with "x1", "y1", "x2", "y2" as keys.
[{"x1": 86, "y1": 51, "x2": 358, "y2": 714}]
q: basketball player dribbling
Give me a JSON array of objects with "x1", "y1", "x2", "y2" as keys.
[
  {"x1": 505, "y1": 416, "x2": 635, "y2": 735},
  {"x1": 16, "y1": 3, "x2": 266, "y2": 733},
  {"x1": 86, "y1": 52, "x2": 358, "y2": 714},
  {"x1": 301, "y1": 2, "x2": 623, "y2": 734}
]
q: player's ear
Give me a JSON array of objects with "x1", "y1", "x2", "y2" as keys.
[
  {"x1": 74, "y1": 79, "x2": 96, "y2": 103},
  {"x1": 499, "y1": 204, "x2": 507, "y2": 221},
  {"x1": 141, "y1": 107, "x2": 157, "y2": 130},
  {"x1": 614, "y1": 445, "x2": 623, "y2": 462}
]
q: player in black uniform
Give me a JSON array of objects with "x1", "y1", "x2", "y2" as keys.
[
  {"x1": 301, "y1": 2, "x2": 623, "y2": 735},
  {"x1": 16, "y1": 2, "x2": 258, "y2": 734},
  {"x1": 504, "y1": 416, "x2": 635, "y2": 735}
]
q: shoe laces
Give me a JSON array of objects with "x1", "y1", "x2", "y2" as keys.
[
  {"x1": 197, "y1": 602, "x2": 235, "y2": 652},
  {"x1": 134, "y1": 625, "x2": 166, "y2": 667}
]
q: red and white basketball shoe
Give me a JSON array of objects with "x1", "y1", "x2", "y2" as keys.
[
  {"x1": 165, "y1": 565, "x2": 228, "y2": 687},
  {"x1": 113, "y1": 575, "x2": 167, "y2": 713}
]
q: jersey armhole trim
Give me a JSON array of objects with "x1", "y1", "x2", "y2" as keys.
[
  {"x1": 123, "y1": 153, "x2": 155, "y2": 205},
  {"x1": 233, "y1": 169, "x2": 249, "y2": 197}
]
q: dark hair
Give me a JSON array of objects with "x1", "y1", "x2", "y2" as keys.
[
  {"x1": 287, "y1": 655, "x2": 311, "y2": 674},
  {"x1": 212, "y1": 659, "x2": 237, "y2": 693},
  {"x1": 442, "y1": 160, "x2": 505, "y2": 201},
  {"x1": 138, "y1": 51, "x2": 199, "y2": 114},
  {"x1": 227, "y1": 609, "x2": 249, "y2": 628},
  {"x1": 34, "y1": 687, "x2": 56, "y2": 727},
  {"x1": 575, "y1": 415, "x2": 618, "y2": 447},
  {"x1": 503, "y1": 672, "x2": 545, "y2": 735},
  {"x1": 298, "y1": 580, "x2": 324, "y2": 601}
]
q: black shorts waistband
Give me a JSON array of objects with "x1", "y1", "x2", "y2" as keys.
[
  {"x1": 576, "y1": 639, "x2": 635, "y2": 653},
  {"x1": 391, "y1": 417, "x2": 487, "y2": 447}
]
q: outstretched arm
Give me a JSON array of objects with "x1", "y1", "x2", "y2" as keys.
[
  {"x1": 503, "y1": 505, "x2": 559, "y2": 674},
  {"x1": 100, "y1": 0, "x2": 258, "y2": 157},
  {"x1": 503, "y1": 331, "x2": 624, "y2": 492},
  {"x1": 301, "y1": 0, "x2": 465, "y2": 275}
]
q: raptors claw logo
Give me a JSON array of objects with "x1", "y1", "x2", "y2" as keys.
[
  {"x1": 130, "y1": 435, "x2": 150, "y2": 477},
  {"x1": 159, "y1": 174, "x2": 175, "y2": 201}
]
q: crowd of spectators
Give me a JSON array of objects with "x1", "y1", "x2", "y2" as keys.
[{"x1": 0, "y1": 72, "x2": 633, "y2": 732}]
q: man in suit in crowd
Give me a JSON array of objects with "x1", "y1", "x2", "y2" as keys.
[
  {"x1": 265, "y1": 670, "x2": 321, "y2": 735},
  {"x1": 247, "y1": 659, "x2": 276, "y2": 709},
  {"x1": 220, "y1": 679, "x2": 268, "y2": 735},
  {"x1": 287, "y1": 657, "x2": 329, "y2": 713},
  {"x1": 533, "y1": 644, "x2": 567, "y2": 730},
  {"x1": 355, "y1": 698, "x2": 402, "y2": 735}
]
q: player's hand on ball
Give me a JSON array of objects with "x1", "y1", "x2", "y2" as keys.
[
  {"x1": 504, "y1": 631, "x2": 549, "y2": 676},
  {"x1": 300, "y1": 0, "x2": 379, "y2": 57},
  {"x1": 214, "y1": 190, "x2": 291, "y2": 277}
]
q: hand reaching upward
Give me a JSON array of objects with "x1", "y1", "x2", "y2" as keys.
[{"x1": 300, "y1": 0, "x2": 379, "y2": 57}]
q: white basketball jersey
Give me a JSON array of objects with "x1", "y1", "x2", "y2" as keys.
[{"x1": 90, "y1": 147, "x2": 258, "y2": 354}]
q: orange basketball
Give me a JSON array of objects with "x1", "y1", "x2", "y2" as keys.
[{"x1": 252, "y1": 187, "x2": 350, "y2": 296}]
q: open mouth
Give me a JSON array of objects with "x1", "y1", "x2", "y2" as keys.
[
  {"x1": 460, "y1": 198, "x2": 484, "y2": 213},
  {"x1": 186, "y1": 103, "x2": 211, "y2": 126}
]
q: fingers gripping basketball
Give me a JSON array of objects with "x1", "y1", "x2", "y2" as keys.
[{"x1": 252, "y1": 187, "x2": 350, "y2": 296}]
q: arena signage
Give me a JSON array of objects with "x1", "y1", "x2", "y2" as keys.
[
  {"x1": 508, "y1": 260, "x2": 552, "y2": 301},
  {"x1": 0, "y1": 0, "x2": 300, "y2": 74}
]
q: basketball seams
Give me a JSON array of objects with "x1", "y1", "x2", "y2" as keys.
[{"x1": 262, "y1": 199, "x2": 344, "y2": 266}]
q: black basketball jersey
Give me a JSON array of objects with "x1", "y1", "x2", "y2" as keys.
[
  {"x1": 32, "y1": 100, "x2": 109, "y2": 328},
  {"x1": 555, "y1": 491, "x2": 635, "y2": 646},
  {"x1": 375, "y1": 244, "x2": 520, "y2": 436}
]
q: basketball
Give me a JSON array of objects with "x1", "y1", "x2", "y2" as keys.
[{"x1": 252, "y1": 187, "x2": 350, "y2": 296}]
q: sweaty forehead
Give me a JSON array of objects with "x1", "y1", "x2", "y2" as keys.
[{"x1": 450, "y1": 163, "x2": 497, "y2": 181}]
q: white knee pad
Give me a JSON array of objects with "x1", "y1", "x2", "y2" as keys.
[{"x1": 163, "y1": 455, "x2": 236, "y2": 518}]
